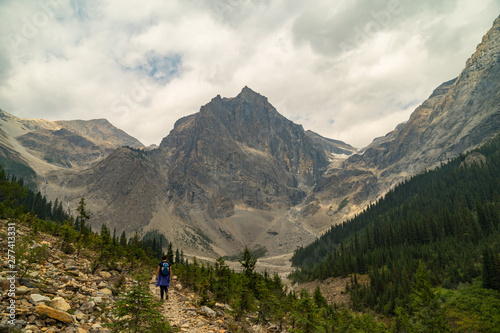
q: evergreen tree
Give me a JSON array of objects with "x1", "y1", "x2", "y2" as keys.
[
  {"x1": 76, "y1": 197, "x2": 91, "y2": 257},
  {"x1": 409, "y1": 261, "x2": 448, "y2": 332},
  {"x1": 107, "y1": 273, "x2": 174, "y2": 332},
  {"x1": 255, "y1": 278, "x2": 275, "y2": 324},
  {"x1": 234, "y1": 274, "x2": 255, "y2": 320},
  {"x1": 482, "y1": 248, "x2": 500, "y2": 291},
  {"x1": 60, "y1": 219, "x2": 77, "y2": 254},
  {"x1": 239, "y1": 246, "x2": 257, "y2": 294},
  {"x1": 312, "y1": 286, "x2": 328, "y2": 309},
  {"x1": 175, "y1": 248, "x2": 180, "y2": 264},
  {"x1": 166, "y1": 242, "x2": 174, "y2": 263},
  {"x1": 212, "y1": 258, "x2": 232, "y2": 304},
  {"x1": 290, "y1": 289, "x2": 325, "y2": 333},
  {"x1": 120, "y1": 231, "x2": 127, "y2": 247}
]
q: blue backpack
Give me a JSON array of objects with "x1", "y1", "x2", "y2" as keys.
[{"x1": 160, "y1": 261, "x2": 170, "y2": 276}]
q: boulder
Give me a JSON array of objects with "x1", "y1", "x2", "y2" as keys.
[
  {"x1": 201, "y1": 305, "x2": 216, "y2": 318},
  {"x1": 98, "y1": 288, "x2": 112, "y2": 296},
  {"x1": 35, "y1": 304, "x2": 73, "y2": 323},
  {"x1": 16, "y1": 286, "x2": 31, "y2": 295},
  {"x1": 64, "y1": 259, "x2": 77, "y2": 269},
  {"x1": 49, "y1": 297, "x2": 71, "y2": 312},
  {"x1": 29, "y1": 294, "x2": 51, "y2": 304},
  {"x1": 80, "y1": 301, "x2": 95, "y2": 313}
]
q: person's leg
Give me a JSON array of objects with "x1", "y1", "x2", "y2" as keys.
[
  {"x1": 163, "y1": 286, "x2": 169, "y2": 300},
  {"x1": 160, "y1": 285, "x2": 168, "y2": 300}
]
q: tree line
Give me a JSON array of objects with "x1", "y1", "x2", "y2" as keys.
[
  {"x1": 174, "y1": 246, "x2": 390, "y2": 332},
  {"x1": 289, "y1": 134, "x2": 500, "y2": 329},
  {"x1": 0, "y1": 166, "x2": 180, "y2": 274}
]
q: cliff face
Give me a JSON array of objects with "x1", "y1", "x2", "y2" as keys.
[
  {"x1": 370, "y1": 16, "x2": 499, "y2": 170},
  {"x1": 156, "y1": 86, "x2": 329, "y2": 216},
  {"x1": 61, "y1": 147, "x2": 165, "y2": 234},
  {"x1": 364, "y1": 15, "x2": 499, "y2": 178}
]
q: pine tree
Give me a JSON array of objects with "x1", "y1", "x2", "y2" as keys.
[
  {"x1": 60, "y1": 219, "x2": 77, "y2": 254},
  {"x1": 312, "y1": 286, "x2": 328, "y2": 309},
  {"x1": 166, "y1": 242, "x2": 174, "y2": 263},
  {"x1": 107, "y1": 273, "x2": 174, "y2": 332},
  {"x1": 234, "y1": 274, "x2": 255, "y2": 320},
  {"x1": 239, "y1": 246, "x2": 257, "y2": 294},
  {"x1": 290, "y1": 289, "x2": 325, "y2": 333},
  {"x1": 255, "y1": 278, "x2": 275, "y2": 324},
  {"x1": 482, "y1": 248, "x2": 500, "y2": 291},
  {"x1": 175, "y1": 248, "x2": 180, "y2": 264},
  {"x1": 76, "y1": 197, "x2": 90, "y2": 257},
  {"x1": 213, "y1": 257, "x2": 232, "y2": 304},
  {"x1": 410, "y1": 261, "x2": 448, "y2": 332},
  {"x1": 120, "y1": 231, "x2": 127, "y2": 247}
]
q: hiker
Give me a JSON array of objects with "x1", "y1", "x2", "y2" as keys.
[{"x1": 156, "y1": 255, "x2": 172, "y2": 300}]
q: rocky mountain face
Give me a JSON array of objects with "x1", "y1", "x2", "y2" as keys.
[
  {"x1": 305, "y1": 130, "x2": 357, "y2": 157},
  {"x1": 43, "y1": 87, "x2": 332, "y2": 257},
  {"x1": 2, "y1": 16, "x2": 499, "y2": 260},
  {"x1": 307, "y1": 15, "x2": 500, "y2": 226},
  {"x1": 0, "y1": 110, "x2": 143, "y2": 182},
  {"x1": 156, "y1": 87, "x2": 329, "y2": 215}
]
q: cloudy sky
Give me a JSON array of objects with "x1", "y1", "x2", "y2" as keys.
[{"x1": 1, "y1": 0, "x2": 498, "y2": 148}]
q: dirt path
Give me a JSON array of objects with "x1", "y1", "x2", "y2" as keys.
[{"x1": 149, "y1": 277, "x2": 228, "y2": 333}]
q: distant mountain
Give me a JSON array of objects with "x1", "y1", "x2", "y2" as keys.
[
  {"x1": 1, "y1": 16, "x2": 499, "y2": 260},
  {"x1": 0, "y1": 109, "x2": 143, "y2": 182},
  {"x1": 46, "y1": 87, "x2": 330, "y2": 257},
  {"x1": 308, "y1": 15, "x2": 500, "y2": 228},
  {"x1": 305, "y1": 130, "x2": 357, "y2": 157},
  {"x1": 156, "y1": 86, "x2": 329, "y2": 213}
]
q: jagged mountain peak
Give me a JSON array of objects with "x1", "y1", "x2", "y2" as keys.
[
  {"x1": 199, "y1": 86, "x2": 276, "y2": 124},
  {"x1": 462, "y1": 15, "x2": 500, "y2": 71},
  {"x1": 236, "y1": 85, "x2": 266, "y2": 100},
  {"x1": 160, "y1": 88, "x2": 328, "y2": 181}
]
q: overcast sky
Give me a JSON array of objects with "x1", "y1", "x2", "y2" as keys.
[{"x1": 1, "y1": 0, "x2": 498, "y2": 148}]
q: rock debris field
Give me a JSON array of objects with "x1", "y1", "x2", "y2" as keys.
[{"x1": 0, "y1": 221, "x2": 251, "y2": 332}]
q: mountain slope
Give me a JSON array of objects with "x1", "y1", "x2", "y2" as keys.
[
  {"x1": 362, "y1": 15, "x2": 500, "y2": 180},
  {"x1": 0, "y1": 109, "x2": 143, "y2": 180},
  {"x1": 156, "y1": 86, "x2": 328, "y2": 214},
  {"x1": 49, "y1": 87, "x2": 329, "y2": 257},
  {"x1": 290, "y1": 133, "x2": 500, "y2": 319},
  {"x1": 307, "y1": 15, "x2": 500, "y2": 227},
  {"x1": 305, "y1": 130, "x2": 357, "y2": 157}
]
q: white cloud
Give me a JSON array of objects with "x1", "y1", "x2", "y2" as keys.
[{"x1": 0, "y1": 0, "x2": 498, "y2": 148}]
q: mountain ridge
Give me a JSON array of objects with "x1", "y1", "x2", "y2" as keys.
[
  {"x1": 307, "y1": 15, "x2": 500, "y2": 228},
  {"x1": 1, "y1": 16, "x2": 499, "y2": 259}
]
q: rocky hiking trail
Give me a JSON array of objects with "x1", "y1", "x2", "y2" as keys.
[
  {"x1": 148, "y1": 277, "x2": 229, "y2": 333},
  {"x1": 0, "y1": 221, "x2": 230, "y2": 332},
  {"x1": 0, "y1": 221, "x2": 282, "y2": 332}
]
